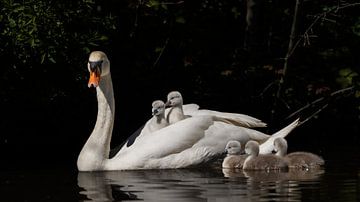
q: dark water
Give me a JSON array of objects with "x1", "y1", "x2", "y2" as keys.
[{"x1": 1, "y1": 154, "x2": 360, "y2": 202}]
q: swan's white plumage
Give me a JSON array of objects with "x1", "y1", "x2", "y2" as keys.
[{"x1": 77, "y1": 51, "x2": 300, "y2": 171}]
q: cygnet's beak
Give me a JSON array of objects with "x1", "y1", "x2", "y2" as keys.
[
  {"x1": 88, "y1": 61, "x2": 102, "y2": 88},
  {"x1": 152, "y1": 108, "x2": 158, "y2": 116},
  {"x1": 165, "y1": 100, "x2": 172, "y2": 108}
]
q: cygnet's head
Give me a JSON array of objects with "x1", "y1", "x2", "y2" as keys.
[
  {"x1": 273, "y1": 137, "x2": 288, "y2": 156},
  {"x1": 245, "y1": 141, "x2": 260, "y2": 156},
  {"x1": 166, "y1": 91, "x2": 183, "y2": 107},
  {"x1": 225, "y1": 140, "x2": 242, "y2": 155},
  {"x1": 88, "y1": 51, "x2": 110, "y2": 88},
  {"x1": 152, "y1": 100, "x2": 166, "y2": 116}
]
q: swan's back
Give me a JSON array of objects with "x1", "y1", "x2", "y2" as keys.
[
  {"x1": 243, "y1": 154, "x2": 288, "y2": 170},
  {"x1": 286, "y1": 152, "x2": 324, "y2": 169}
]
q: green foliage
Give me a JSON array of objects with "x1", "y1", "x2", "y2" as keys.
[
  {"x1": 351, "y1": 17, "x2": 360, "y2": 36},
  {"x1": 0, "y1": 0, "x2": 116, "y2": 65},
  {"x1": 336, "y1": 68, "x2": 359, "y2": 88}
]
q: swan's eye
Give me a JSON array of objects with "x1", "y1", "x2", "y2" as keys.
[{"x1": 89, "y1": 60, "x2": 103, "y2": 71}]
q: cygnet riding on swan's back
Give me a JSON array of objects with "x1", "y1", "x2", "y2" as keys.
[
  {"x1": 140, "y1": 100, "x2": 169, "y2": 134},
  {"x1": 77, "y1": 51, "x2": 300, "y2": 171},
  {"x1": 243, "y1": 140, "x2": 288, "y2": 170},
  {"x1": 222, "y1": 140, "x2": 248, "y2": 169},
  {"x1": 166, "y1": 91, "x2": 186, "y2": 124},
  {"x1": 274, "y1": 137, "x2": 324, "y2": 169}
]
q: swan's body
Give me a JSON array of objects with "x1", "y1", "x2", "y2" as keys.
[
  {"x1": 243, "y1": 141, "x2": 288, "y2": 170},
  {"x1": 140, "y1": 100, "x2": 169, "y2": 134},
  {"x1": 77, "y1": 51, "x2": 299, "y2": 171},
  {"x1": 222, "y1": 140, "x2": 248, "y2": 169},
  {"x1": 274, "y1": 137, "x2": 324, "y2": 169}
]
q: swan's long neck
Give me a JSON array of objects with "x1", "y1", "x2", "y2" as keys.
[{"x1": 77, "y1": 74, "x2": 115, "y2": 171}]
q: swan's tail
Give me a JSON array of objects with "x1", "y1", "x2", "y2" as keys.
[{"x1": 259, "y1": 118, "x2": 300, "y2": 154}]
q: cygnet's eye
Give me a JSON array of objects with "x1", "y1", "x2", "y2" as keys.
[{"x1": 170, "y1": 95, "x2": 180, "y2": 100}]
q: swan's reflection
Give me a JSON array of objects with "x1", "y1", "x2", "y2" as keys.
[
  {"x1": 78, "y1": 168, "x2": 324, "y2": 201},
  {"x1": 78, "y1": 169, "x2": 248, "y2": 201},
  {"x1": 78, "y1": 172, "x2": 139, "y2": 201}
]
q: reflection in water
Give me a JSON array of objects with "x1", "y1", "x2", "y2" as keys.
[{"x1": 78, "y1": 168, "x2": 324, "y2": 201}]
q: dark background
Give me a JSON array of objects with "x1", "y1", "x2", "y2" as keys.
[{"x1": 0, "y1": 0, "x2": 359, "y2": 170}]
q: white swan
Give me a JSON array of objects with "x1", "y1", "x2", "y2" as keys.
[{"x1": 77, "y1": 51, "x2": 300, "y2": 171}]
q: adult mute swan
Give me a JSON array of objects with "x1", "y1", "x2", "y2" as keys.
[{"x1": 77, "y1": 51, "x2": 300, "y2": 171}]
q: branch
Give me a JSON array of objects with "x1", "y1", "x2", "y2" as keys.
[
  {"x1": 255, "y1": 81, "x2": 277, "y2": 98},
  {"x1": 288, "y1": 2, "x2": 360, "y2": 58},
  {"x1": 130, "y1": 0, "x2": 143, "y2": 38},
  {"x1": 297, "y1": 103, "x2": 329, "y2": 127},
  {"x1": 271, "y1": 0, "x2": 302, "y2": 121},
  {"x1": 158, "y1": 1, "x2": 184, "y2": 5},
  {"x1": 286, "y1": 86, "x2": 355, "y2": 120},
  {"x1": 153, "y1": 37, "x2": 170, "y2": 67},
  {"x1": 271, "y1": 1, "x2": 360, "y2": 121}
]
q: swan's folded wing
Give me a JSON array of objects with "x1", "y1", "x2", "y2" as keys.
[
  {"x1": 117, "y1": 115, "x2": 216, "y2": 160},
  {"x1": 187, "y1": 109, "x2": 267, "y2": 128},
  {"x1": 183, "y1": 103, "x2": 200, "y2": 113}
]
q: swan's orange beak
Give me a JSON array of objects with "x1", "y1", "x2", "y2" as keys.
[{"x1": 88, "y1": 70, "x2": 100, "y2": 88}]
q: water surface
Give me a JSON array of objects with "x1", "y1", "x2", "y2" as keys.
[{"x1": 1, "y1": 146, "x2": 360, "y2": 202}]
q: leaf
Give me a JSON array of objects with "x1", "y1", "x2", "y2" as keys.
[
  {"x1": 99, "y1": 35, "x2": 108, "y2": 41},
  {"x1": 155, "y1": 47, "x2": 162, "y2": 53},
  {"x1": 161, "y1": 4, "x2": 168, "y2": 10},
  {"x1": 336, "y1": 68, "x2": 359, "y2": 88},
  {"x1": 41, "y1": 53, "x2": 46, "y2": 64},
  {"x1": 175, "y1": 16, "x2": 186, "y2": 24},
  {"x1": 355, "y1": 91, "x2": 360, "y2": 98},
  {"x1": 48, "y1": 53, "x2": 56, "y2": 63}
]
